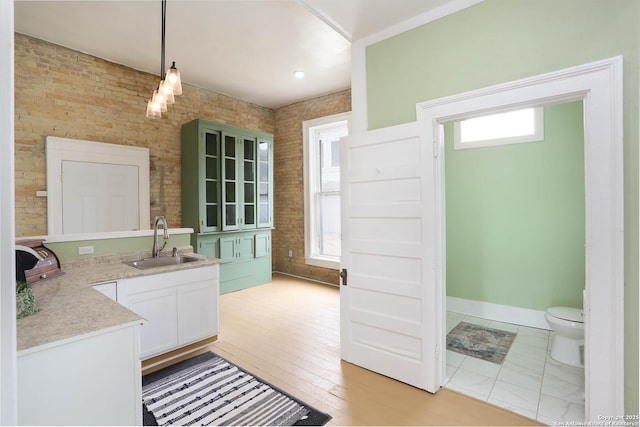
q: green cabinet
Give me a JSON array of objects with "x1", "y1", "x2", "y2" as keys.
[
  {"x1": 182, "y1": 119, "x2": 273, "y2": 293},
  {"x1": 221, "y1": 134, "x2": 263, "y2": 230}
]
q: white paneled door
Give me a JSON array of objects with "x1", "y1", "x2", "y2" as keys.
[
  {"x1": 340, "y1": 121, "x2": 442, "y2": 393},
  {"x1": 62, "y1": 160, "x2": 139, "y2": 234}
]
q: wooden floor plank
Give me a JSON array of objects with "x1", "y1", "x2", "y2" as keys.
[{"x1": 207, "y1": 273, "x2": 541, "y2": 426}]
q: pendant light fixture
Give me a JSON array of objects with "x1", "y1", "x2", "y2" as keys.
[{"x1": 146, "y1": 0, "x2": 182, "y2": 119}]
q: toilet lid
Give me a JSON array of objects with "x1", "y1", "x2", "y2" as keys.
[{"x1": 547, "y1": 307, "x2": 584, "y2": 323}]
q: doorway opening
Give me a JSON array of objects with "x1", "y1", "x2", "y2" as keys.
[
  {"x1": 441, "y1": 100, "x2": 586, "y2": 423},
  {"x1": 416, "y1": 56, "x2": 624, "y2": 420}
]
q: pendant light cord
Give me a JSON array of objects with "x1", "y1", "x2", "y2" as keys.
[
  {"x1": 161, "y1": 0, "x2": 166, "y2": 80},
  {"x1": 147, "y1": 0, "x2": 180, "y2": 118}
]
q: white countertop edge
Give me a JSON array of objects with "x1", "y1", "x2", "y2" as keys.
[
  {"x1": 17, "y1": 319, "x2": 145, "y2": 357},
  {"x1": 17, "y1": 228, "x2": 195, "y2": 243}
]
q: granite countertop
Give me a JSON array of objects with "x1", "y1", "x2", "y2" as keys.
[{"x1": 16, "y1": 247, "x2": 221, "y2": 353}]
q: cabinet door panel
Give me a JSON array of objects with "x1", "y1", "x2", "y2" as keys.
[
  {"x1": 17, "y1": 325, "x2": 141, "y2": 425},
  {"x1": 238, "y1": 235, "x2": 255, "y2": 260},
  {"x1": 61, "y1": 161, "x2": 139, "y2": 234},
  {"x1": 241, "y1": 137, "x2": 256, "y2": 229},
  {"x1": 225, "y1": 204, "x2": 237, "y2": 227},
  {"x1": 198, "y1": 236, "x2": 219, "y2": 259},
  {"x1": 222, "y1": 133, "x2": 239, "y2": 230},
  {"x1": 206, "y1": 204, "x2": 218, "y2": 229},
  {"x1": 201, "y1": 130, "x2": 220, "y2": 232},
  {"x1": 244, "y1": 201, "x2": 255, "y2": 226},
  {"x1": 119, "y1": 288, "x2": 178, "y2": 359},
  {"x1": 177, "y1": 280, "x2": 218, "y2": 345},
  {"x1": 257, "y1": 139, "x2": 273, "y2": 227},
  {"x1": 220, "y1": 237, "x2": 237, "y2": 262},
  {"x1": 224, "y1": 158, "x2": 236, "y2": 180},
  {"x1": 255, "y1": 233, "x2": 270, "y2": 258}
]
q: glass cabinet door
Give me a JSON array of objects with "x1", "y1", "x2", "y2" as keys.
[
  {"x1": 222, "y1": 133, "x2": 238, "y2": 230},
  {"x1": 183, "y1": 119, "x2": 274, "y2": 240},
  {"x1": 242, "y1": 137, "x2": 256, "y2": 229},
  {"x1": 202, "y1": 131, "x2": 220, "y2": 231},
  {"x1": 257, "y1": 139, "x2": 272, "y2": 227}
]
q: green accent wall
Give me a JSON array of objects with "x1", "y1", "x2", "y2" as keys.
[
  {"x1": 44, "y1": 234, "x2": 191, "y2": 261},
  {"x1": 445, "y1": 102, "x2": 585, "y2": 310},
  {"x1": 365, "y1": 0, "x2": 638, "y2": 414}
]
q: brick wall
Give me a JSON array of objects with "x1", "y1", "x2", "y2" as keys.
[
  {"x1": 273, "y1": 90, "x2": 351, "y2": 285},
  {"x1": 14, "y1": 34, "x2": 274, "y2": 236},
  {"x1": 15, "y1": 33, "x2": 349, "y2": 286}
]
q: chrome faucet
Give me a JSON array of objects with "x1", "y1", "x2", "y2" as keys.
[{"x1": 152, "y1": 216, "x2": 169, "y2": 258}]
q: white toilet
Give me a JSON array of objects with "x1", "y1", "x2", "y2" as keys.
[{"x1": 545, "y1": 306, "x2": 584, "y2": 368}]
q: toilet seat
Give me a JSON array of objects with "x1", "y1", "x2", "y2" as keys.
[{"x1": 547, "y1": 307, "x2": 583, "y2": 323}]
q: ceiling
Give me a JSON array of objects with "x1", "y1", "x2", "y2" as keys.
[{"x1": 14, "y1": 0, "x2": 457, "y2": 109}]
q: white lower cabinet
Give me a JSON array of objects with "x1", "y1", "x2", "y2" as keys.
[
  {"x1": 92, "y1": 281, "x2": 117, "y2": 300},
  {"x1": 120, "y1": 287, "x2": 178, "y2": 358},
  {"x1": 178, "y1": 280, "x2": 218, "y2": 344},
  {"x1": 117, "y1": 265, "x2": 219, "y2": 359},
  {"x1": 16, "y1": 264, "x2": 218, "y2": 426},
  {"x1": 17, "y1": 324, "x2": 142, "y2": 426}
]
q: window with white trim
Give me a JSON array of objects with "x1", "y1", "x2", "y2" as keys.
[
  {"x1": 454, "y1": 107, "x2": 544, "y2": 149},
  {"x1": 303, "y1": 112, "x2": 350, "y2": 270}
]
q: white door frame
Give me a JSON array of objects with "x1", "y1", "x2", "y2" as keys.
[
  {"x1": 416, "y1": 57, "x2": 624, "y2": 420},
  {"x1": 0, "y1": 0, "x2": 17, "y2": 423},
  {"x1": 46, "y1": 136, "x2": 150, "y2": 235}
]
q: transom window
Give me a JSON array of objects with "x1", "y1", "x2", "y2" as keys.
[
  {"x1": 454, "y1": 107, "x2": 544, "y2": 149},
  {"x1": 303, "y1": 112, "x2": 350, "y2": 270}
]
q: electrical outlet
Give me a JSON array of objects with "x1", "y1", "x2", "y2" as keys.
[
  {"x1": 78, "y1": 245, "x2": 94, "y2": 255},
  {"x1": 288, "y1": 249, "x2": 293, "y2": 258}
]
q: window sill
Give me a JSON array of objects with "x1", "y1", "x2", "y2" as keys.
[{"x1": 305, "y1": 256, "x2": 340, "y2": 270}]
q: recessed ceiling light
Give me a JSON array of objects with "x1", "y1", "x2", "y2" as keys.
[{"x1": 293, "y1": 70, "x2": 305, "y2": 79}]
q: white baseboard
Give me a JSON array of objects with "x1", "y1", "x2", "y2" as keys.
[
  {"x1": 272, "y1": 270, "x2": 339, "y2": 288},
  {"x1": 447, "y1": 296, "x2": 551, "y2": 330}
]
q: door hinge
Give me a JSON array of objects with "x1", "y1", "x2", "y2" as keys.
[{"x1": 339, "y1": 268, "x2": 347, "y2": 286}]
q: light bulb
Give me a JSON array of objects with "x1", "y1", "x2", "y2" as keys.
[
  {"x1": 166, "y1": 61, "x2": 182, "y2": 95},
  {"x1": 146, "y1": 99, "x2": 161, "y2": 119},
  {"x1": 160, "y1": 80, "x2": 175, "y2": 105},
  {"x1": 152, "y1": 89, "x2": 167, "y2": 112}
]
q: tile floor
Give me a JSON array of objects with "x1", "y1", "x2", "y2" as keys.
[{"x1": 445, "y1": 311, "x2": 585, "y2": 424}]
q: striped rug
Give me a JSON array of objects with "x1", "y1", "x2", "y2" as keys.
[{"x1": 142, "y1": 353, "x2": 313, "y2": 426}]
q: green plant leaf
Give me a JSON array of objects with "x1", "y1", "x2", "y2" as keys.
[{"x1": 16, "y1": 281, "x2": 28, "y2": 293}]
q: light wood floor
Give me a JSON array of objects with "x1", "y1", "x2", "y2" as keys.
[{"x1": 207, "y1": 273, "x2": 542, "y2": 426}]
